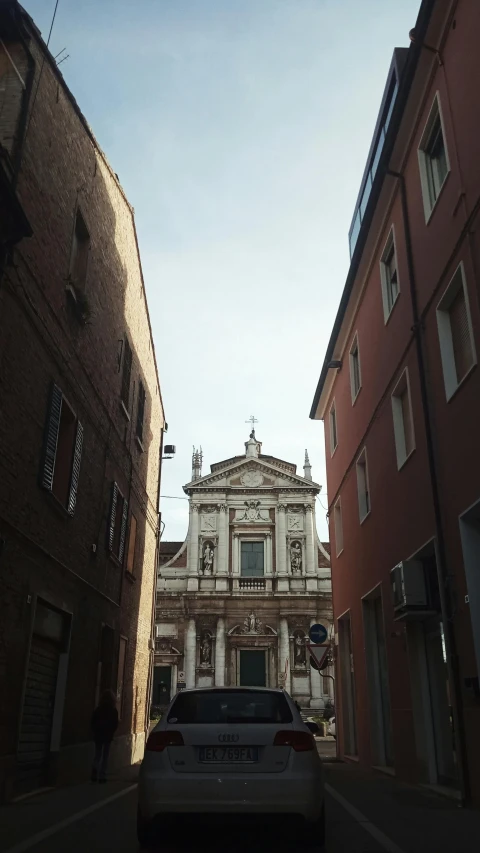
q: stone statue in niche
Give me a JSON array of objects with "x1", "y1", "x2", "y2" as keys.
[
  {"x1": 294, "y1": 632, "x2": 306, "y2": 667},
  {"x1": 200, "y1": 633, "x2": 212, "y2": 666},
  {"x1": 242, "y1": 611, "x2": 263, "y2": 634},
  {"x1": 290, "y1": 541, "x2": 302, "y2": 575},
  {"x1": 202, "y1": 543, "x2": 214, "y2": 575}
]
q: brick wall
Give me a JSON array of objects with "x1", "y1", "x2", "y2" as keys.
[{"x1": 0, "y1": 6, "x2": 164, "y2": 798}]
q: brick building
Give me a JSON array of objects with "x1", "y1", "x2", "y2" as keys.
[
  {"x1": 155, "y1": 435, "x2": 333, "y2": 709},
  {"x1": 310, "y1": 0, "x2": 480, "y2": 808},
  {"x1": 0, "y1": 2, "x2": 164, "y2": 799}
]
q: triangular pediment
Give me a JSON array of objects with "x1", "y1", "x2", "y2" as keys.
[{"x1": 184, "y1": 457, "x2": 320, "y2": 493}]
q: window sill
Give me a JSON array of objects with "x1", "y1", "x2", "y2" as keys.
[
  {"x1": 445, "y1": 360, "x2": 477, "y2": 403},
  {"x1": 120, "y1": 400, "x2": 131, "y2": 421},
  {"x1": 125, "y1": 570, "x2": 136, "y2": 584},
  {"x1": 335, "y1": 547, "x2": 344, "y2": 558},
  {"x1": 135, "y1": 436, "x2": 145, "y2": 453},
  {"x1": 44, "y1": 490, "x2": 71, "y2": 520},
  {"x1": 423, "y1": 170, "x2": 450, "y2": 225},
  {"x1": 383, "y1": 292, "x2": 400, "y2": 326},
  {"x1": 397, "y1": 447, "x2": 416, "y2": 472},
  {"x1": 351, "y1": 387, "x2": 362, "y2": 407}
]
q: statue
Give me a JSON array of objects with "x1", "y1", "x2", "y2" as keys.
[
  {"x1": 200, "y1": 634, "x2": 212, "y2": 666},
  {"x1": 242, "y1": 611, "x2": 263, "y2": 634},
  {"x1": 202, "y1": 543, "x2": 214, "y2": 575},
  {"x1": 294, "y1": 632, "x2": 306, "y2": 666},
  {"x1": 290, "y1": 541, "x2": 302, "y2": 575}
]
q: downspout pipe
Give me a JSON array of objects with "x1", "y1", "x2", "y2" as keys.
[
  {"x1": 387, "y1": 168, "x2": 470, "y2": 806},
  {"x1": 145, "y1": 428, "x2": 165, "y2": 730},
  {"x1": 8, "y1": 7, "x2": 35, "y2": 189}
]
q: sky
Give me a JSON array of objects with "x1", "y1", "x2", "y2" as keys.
[{"x1": 24, "y1": 0, "x2": 421, "y2": 541}]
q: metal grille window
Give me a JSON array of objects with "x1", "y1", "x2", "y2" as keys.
[
  {"x1": 108, "y1": 482, "x2": 128, "y2": 563},
  {"x1": 356, "y1": 450, "x2": 370, "y2": 522},
  {"x1": 437, "y1": 264, "x2": 476, "y2": 400},
  {"x1": 329, "y1": 402, "x2": 338, "y2": 454},
  {"x1": 418, "y1": 95, "x2": 449, "y2": 220},
  {"x1": 136, "y1": 380, "x2": 146, "y2": 443},
  {"x1": 349, "y1": 336, "x2": 361, "y2": 402},
  {"x1": 121, "y1": 338, "x2": 132, "y2": 410},
  {"x1": 241, "y1": 542, "x2": 264, "y2": 577},
  {"x1": 40, "y1": 384, "x2": 83, "y2": 515}
]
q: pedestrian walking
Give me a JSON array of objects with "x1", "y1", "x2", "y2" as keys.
[{"x1": 91, "y1": 690, "x2": 119, "y2": 783}]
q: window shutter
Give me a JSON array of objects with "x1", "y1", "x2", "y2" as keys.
[
  {"x1": 67, "y1": 420, "x2": 84, "y2": 516},
  {"x1": 108, "y1": 482, "x2": 119, "y2": 552},
  {"x1": 41, "y1": 384, "x2": 63, "y2": 491},
  {"x1": 136, "y1": 381, "x2": 146, "y2": 441},
  {"x1": 450, "y1": 286, "x2": 473, "y2": 382},
  {"x1": 118, "y1": 498, "x2": 129, "y2": 563}
]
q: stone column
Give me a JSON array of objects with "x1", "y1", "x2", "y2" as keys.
[
  {"x1": 216, "y1": 504, "x2": 228, "y2": 574},
  {"x1": 279, "y1": 617, "x2": 291, "y2": 694},
  {"x1": 185, "y1": 618, "x2": 197, "y2": 689},
  {"x1": 265, "y1": 532, "x2": 273, "y2": 575},
  {"x1": 215, "y1": 618, "x2": 226, "y2": 686},
  {"x1": 187, "y1": 505, "x2": 200, "y2": 591},
  {"x1": 309, "y1": 616, "x2": 323, "y2": 708}
]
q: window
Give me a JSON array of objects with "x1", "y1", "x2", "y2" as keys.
[
  {"x1": 349, "y1": 335, "x2": 361, "y2": 402},
  {"x1": 121, "y1": 338, "x2": 132, "y2": 412},
  {"x1": 418, "y1": 94, "x2": 449, "y2": 221},
  {"x1": 108, "y1": 481, "x2": 128, "y2": 562},
  {"x1": 69, "y1": 208, "x2": 90, "y2": 290},
  {"x1": 136, "y1": 380, "x2": 146, "y2": 445},
  {"x1": 116, "y1": 636, "x2": 128, "y2": 718},
  {"x1": 329, "y1": 401, "x2": 338, "y2": 455},
  {"x1": 167, "y1": 690, "x2": 292, "y2": 724},
  {"x1": 356, "y1": 449, "x2": 370, "y2": 522},
  {"x1": 40, "y1": 383, "x2": 84, "y2": 515},
  {"x1": 437, "y1": 263, "x2": 476, "y2": 400},
  {"x1": 333, "y1": 498, "x2": 343, "y2": 556},
  {"x1": 391, "y1": 369, "x2": 415, "y2": 469},
  {"x1": 241, "y1": 542, "x2": 264, "y2": 577},
  {"x1": 380, "y1": 229, "x2": 400, "y2": 320},
  {"x1": 126, "y1": 514, "x2": 137, "y2": 574}
]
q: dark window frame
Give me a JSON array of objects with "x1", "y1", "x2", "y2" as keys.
[{"x1": 40, "y1": 383, "x2": 84, "y2": 516}]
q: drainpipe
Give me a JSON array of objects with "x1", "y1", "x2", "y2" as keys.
[
  {"x1": 8, "y1": 11, "x2": 35, "y2": 189},
  {"x1": 145, "y1": 429, "x2": 165, "y2": 731},
  {"x1": 387, "y1": 168, "x2": 470, "y2": 805}
]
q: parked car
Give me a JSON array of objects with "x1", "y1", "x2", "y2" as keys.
[
  {"x1": 138, "y1": 687, "x2": 325, "y2": 848},
  {"x1": 327, "y1": 717, "x2": 336, "y2": 738}
]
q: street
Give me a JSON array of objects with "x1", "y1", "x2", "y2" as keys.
[
  {"x1": 0, "y1": 783, "x2": 393, "y2": 853},
  {"x1": 4, "y1": 752, "x2": 480, "y2": 853}
]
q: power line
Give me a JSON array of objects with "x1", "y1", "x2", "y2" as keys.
[
  {"x1": 24, "y1": 0, "x2": 60, "y2": 141},
  {"x1": 160, "y1": 495, "x2": 189, "y2": 501}
]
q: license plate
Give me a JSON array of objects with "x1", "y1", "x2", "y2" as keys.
[{"x1": 199, "y1": 746, "x2": 258, "y2": 763}]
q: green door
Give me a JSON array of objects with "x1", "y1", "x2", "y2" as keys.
[
  {"x1": 153, "y1": 666, "x2": 172, "y2": 708},
  {"x1": 240, "y1": 650, "x2": 266, "y2": 686}
]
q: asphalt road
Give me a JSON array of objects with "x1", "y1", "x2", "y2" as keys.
[{"x1": 7, "y1": 785, "x2": 389, "y2": 853}]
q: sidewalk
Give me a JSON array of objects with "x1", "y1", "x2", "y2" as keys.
[
  {"x1": 0, "y1": 763, "x2": 139, "y2": 853},
  {"x1": 325, "y1": 761, "x2": 480, "y2": 853}
]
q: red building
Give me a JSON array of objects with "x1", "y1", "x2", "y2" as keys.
[
  {"x1": 0, "y1": 3, "x2": 164, "y2": 799},
  {"x1": 310, "y1": 0, "x2": 480, "y2": 808}
]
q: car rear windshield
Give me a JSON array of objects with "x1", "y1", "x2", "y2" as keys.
[{"x1": 167, "y1": 690, "x2": 293, "y2": 724}]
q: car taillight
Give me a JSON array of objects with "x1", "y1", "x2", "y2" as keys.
[
  {"x1": 146, "y1": 731, "x2": 184, "y2": 751},
  {"x1": 273, "y1": 730, "x2": 315, "y2": 752}
]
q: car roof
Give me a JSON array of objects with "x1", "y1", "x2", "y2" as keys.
[{"x1": 173, "y1": 687, "x2": 286, "y2": 693}]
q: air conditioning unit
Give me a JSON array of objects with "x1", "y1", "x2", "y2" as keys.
[{"x1": 390, "y1": 560, "x2": 435, "y2": 620}]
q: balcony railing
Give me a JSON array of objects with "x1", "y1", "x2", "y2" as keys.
[{"x1": 239, "y1": 578, "x2": 266, "y2": 591}]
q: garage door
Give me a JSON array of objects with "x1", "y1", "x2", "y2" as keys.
[{"x1": 16, "y1": 636, "x2": 60, "y2": 793}]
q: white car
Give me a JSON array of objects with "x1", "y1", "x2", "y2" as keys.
[{"x1": 138, "y1": 687, "x2": 325, "y2": 848}]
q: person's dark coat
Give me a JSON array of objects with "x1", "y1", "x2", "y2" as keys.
[{"x1": 91, "y1": 702, "x2": 119, "y2": 744}]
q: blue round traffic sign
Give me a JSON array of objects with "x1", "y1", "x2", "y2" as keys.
[{"x1": 309, "y1": 623, "x2": 328, "y2": 644}]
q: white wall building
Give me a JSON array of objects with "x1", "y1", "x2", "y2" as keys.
[{"x1": 154, "y1": 431, "x2": 333, "y2": 709}]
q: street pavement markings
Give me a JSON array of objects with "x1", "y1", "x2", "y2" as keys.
[
  {"x1": 325, "y1": 783, "x2": 407, "y2": 853},
  {"x1": 3, "y1": 784, "x2": 137, "y2": 853}
]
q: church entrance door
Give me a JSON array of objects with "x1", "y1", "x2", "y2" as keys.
[{"x1": 239, "y1": 650, "x2": 266, "y2": 686}]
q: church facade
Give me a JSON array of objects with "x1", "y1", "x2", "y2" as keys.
[{"x1": 154, "y1": 432, "x2": 333, "y2": 709}]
